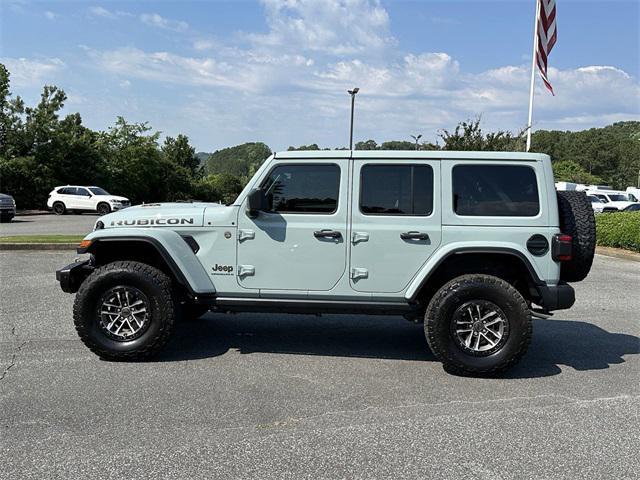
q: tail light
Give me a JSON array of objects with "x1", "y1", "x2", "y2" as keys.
[{"x1": 552, "y1": 234, "x2": 572, "y2": 262}]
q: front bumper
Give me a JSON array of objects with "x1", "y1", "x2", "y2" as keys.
[
  {"x1": 536, "y1": 282, "x2": 575, "y2": 312},
  {"x1": 56, "y1": 259, "x2": 95, "y2": 293},
  {"x1": 0, "y1": 206, "x2": 16, "y2": 216}
]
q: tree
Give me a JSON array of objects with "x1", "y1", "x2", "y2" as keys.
[
  {"x1": 439, "y1": 118, "x2": 526, "y2": 152},
  {"x1": 552, "y1": 160, "x2": 603, "y2": 185},
  {"x1": 162, "y1": 134, "x2": 200, "y2": 176},
  {"x1": 204, "y1": 142, "x2": 272, "y2": 183}
]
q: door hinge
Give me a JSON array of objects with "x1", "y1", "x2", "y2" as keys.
[
  {"x1": 238, "y1": 229, "x2": 255, "y2": 242},
  {"x1": 238, "y1": 265, "x2": 255, "y2": 278},
  {"x1": 352, "y1": 231, "x2": 369, "y2": 245},
  {"x1": 350, "y1": 267, "x2": 368, "y2": 280}
]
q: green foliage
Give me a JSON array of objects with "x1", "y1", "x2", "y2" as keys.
[
  {"x1": 552, "y1": 160, "x2": 603, "y2": 185},
  {"x1": 596, "y1": 212, "x2": 640, "y2": 252},
  {"x1": 439, "y1": 118, "x2": 526, "y2": 152},
  {"x1": 288, "y1": 144, "x2": 321, "y2": 151},
  {"x1": 194, "y1": 173, "x2": 243, "y2": 204},
  {"x1": 204, "y1": 142, "x2": 271, "y2": 182},
  {"x1": 531, "y1": 121, "x2": 640, "y2": 189}
]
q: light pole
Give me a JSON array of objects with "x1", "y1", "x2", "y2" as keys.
[
  {"x1": 410, "y1": 134, "x2": 422, "y2": 150},
  {"x1": 348, "y1": 88, "x2": 359, "y2": 150}
]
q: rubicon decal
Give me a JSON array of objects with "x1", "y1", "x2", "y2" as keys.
[
  {"x1": 110, "y1": 218, "x2": 195, "y2": 226},
  {"x1": 212, "y1": 264, "x2": 234, "y2": 275}
]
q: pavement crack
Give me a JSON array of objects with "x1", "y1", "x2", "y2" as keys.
[{"x1": 0, "y1": 325, "x2": 28, "y2": 382}]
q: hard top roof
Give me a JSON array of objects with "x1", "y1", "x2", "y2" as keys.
[{"x1": 274, "y1": 150, "x2": 549, "y2": 161}]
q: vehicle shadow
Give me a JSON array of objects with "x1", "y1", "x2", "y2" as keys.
[{"x1": 156, "y1": 314, "x2": 639, "y2": 378}]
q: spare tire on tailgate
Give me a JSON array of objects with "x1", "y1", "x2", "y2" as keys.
[{"x1": 556, "y1": 191, "x2": 596, "y2": 282}]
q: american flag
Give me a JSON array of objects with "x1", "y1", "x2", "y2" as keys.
[{"x1": 536, "y1": 0, "x2": 557, "y2": 94}]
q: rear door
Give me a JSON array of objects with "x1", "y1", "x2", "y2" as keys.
[
  {"x1": 75, "y1": 187, "x2": 94, "y2": 210},
  {"x1": 349, "y1": 159, "x2": 442, "y2": 293},
  {"x1": 236, "y1": 160, "x2": 349, "y2": 292}
]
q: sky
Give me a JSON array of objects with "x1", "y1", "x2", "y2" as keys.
[{"x1": 1, "y1": 0, "x2": 639, "y2": 152}]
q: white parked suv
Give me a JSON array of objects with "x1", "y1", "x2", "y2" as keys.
[{"x1": 47, "y1": 186, "x2": 130, "y2": 215}]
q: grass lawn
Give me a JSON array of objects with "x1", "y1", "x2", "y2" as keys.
[{"x1": 0, "y1": 235, "x2": 84, "y2": 244}]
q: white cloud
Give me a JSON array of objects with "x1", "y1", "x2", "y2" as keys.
[
  {"x1": 1, "y1": 57, "x2": 65, "y2": 88},
  {"x1": 44, "y1": 11, "x2": 59, "y2": 21},
  {"x1": 247, "y1": 0, "x2": 394, "y2": 56},
  {"x1": 140, "y1": 13, "x2": 188, "y2": 32},
  {"x1": 73, "y1": 0, "x2": 639, "y2": 149},
  {"x1": 88, "y1": 6, "x2": 115, "y2": 19}
]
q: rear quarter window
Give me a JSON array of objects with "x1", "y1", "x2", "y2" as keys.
[{"x1": 452, "y1": 165, "x2": 540, "y2": 217}]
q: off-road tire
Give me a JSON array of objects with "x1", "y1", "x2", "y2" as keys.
[
  {"x1": 97, "y1": 202, "x2": 111, "y2": 215},
  {"x1": 425, "y1": 274, "x2": 532, "y2": 376},
  {"x1": 52, "y1": 201, "x2": 66, "y2": 215},
  {"x1": 73, "y1": 261, "x2": 175, "y2": 361},
  {"x1": 556, "y1": 191, "x2": 596, "y2": 282},
  {"x1": 0, "y1": 215, "x2": 13, "y2": 223}
]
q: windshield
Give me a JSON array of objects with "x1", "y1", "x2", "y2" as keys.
[{"x1": 89, "y1": 187, "x2": 110, "y2": 196}]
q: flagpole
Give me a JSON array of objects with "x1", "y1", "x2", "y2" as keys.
[{"x1": 526, "y1": 0, "x2": 541, "y2": 152}]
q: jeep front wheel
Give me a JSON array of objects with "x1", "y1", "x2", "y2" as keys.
[
  {"x1": 424, "y1": 274, "x2": 532, "y2": 376},
  {"x1": 73, "y1": 261, "x2": 176, "y2": 361}
]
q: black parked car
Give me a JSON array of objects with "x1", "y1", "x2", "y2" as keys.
[{"x1": 0, "y1": 193, "x2": 16, "y2": 222}]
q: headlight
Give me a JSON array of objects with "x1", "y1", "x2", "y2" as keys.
[{"x1": 109, "y1": 199, "x2": 121, "y2": 204}]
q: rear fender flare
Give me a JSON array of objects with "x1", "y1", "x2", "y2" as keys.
[{"x1": 405, "y1": 244, "x2": 545, "y2": 302}]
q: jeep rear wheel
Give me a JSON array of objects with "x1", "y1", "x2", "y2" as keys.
[
  {"x1": 52, "y1": 201, "x2": 66, "y2": 215},
  {"x1": 424, "y1": 274, "x2": 532, "y2": 376},
  {"x1": 73, "y1": 261, "x2": 175, "y2": 361}
]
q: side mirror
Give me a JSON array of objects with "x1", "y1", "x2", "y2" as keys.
[{"x1": 247, "y1": 188, "x2": 267, "y2": 218}]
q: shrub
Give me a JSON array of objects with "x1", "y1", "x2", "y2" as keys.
[{"x1": 595, "y1": 212, "x2": 640, "y2": 252}]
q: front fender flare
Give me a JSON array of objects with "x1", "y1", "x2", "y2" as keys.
[{"x1": 80, "y1": 228, "x2": 215, "y2": 296}]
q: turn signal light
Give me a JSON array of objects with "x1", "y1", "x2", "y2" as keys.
[
  {"x1": 79, "y1": 239, "x2": 92, "y2": 250},
  {"x1": 552, "y1": 234, "x2": 572, "y2": 262}
]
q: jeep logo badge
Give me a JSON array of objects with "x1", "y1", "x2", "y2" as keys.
[{"x1": 212, "y1": 264, "x2": 234, "y2": 276}]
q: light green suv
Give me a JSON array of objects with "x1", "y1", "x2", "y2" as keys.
[{"x1": 57, "y1": 151, "x2": 596, "y2": 375}]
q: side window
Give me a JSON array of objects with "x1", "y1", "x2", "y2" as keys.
[
  {"x1": 360, "y1": 164, "x2": 434, "y2": 215},
  {"x1": 59, "y1": 187, "x2": 73, "y2": 195},
  {"x1": 452, "y1": 165, "x2": 540, "y2": 216},
  {"x1": 77, "y1": 188, "x2": 90, "y2": 197},
  {"x1": 262, "y1": 164, "x2": 340, "y2": 214}
]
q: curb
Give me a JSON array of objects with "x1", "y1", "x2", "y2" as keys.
[
  {"x1": 0, "y1": 243, "x2": 78, "y2": 251},
  {"x1": 15, "y1": 211, "x2": 51, "y2": 216},
  {"x1": 595, "y1": 246, "x2": 640, "y2": 263}
]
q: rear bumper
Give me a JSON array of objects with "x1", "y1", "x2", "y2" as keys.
[
  {"x1": 536, "y1": 282, "x2": 575, "y2": 312},
  {"x1": 56, "y1": 259, "x2": 95, "y2": 293}
]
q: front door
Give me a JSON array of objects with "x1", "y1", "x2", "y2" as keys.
[
  {"x1": 349, "y1": 159, "x2": 442, "y2": 293},
  {"x1": 236, "y1": 160, "x2": 348, "y2": 292}
]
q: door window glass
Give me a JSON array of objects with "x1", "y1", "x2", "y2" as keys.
[
  {"x1": 360, "y1": 165, "x2": 434, "y2": 215},
  {"x1": 262, "y1": 164, "x2": 340, "y2": 213}
]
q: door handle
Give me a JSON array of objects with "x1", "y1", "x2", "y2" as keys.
[
  {"x1": 314, "y1": 229, "x2": 342, "y2": 239},
  {"x1": 400, "y1": 231, "x2": 429, "y2": 241}
]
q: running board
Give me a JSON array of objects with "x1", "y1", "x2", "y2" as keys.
[{"x1": 212, "y1": 297, "x2": 417, "y2": 315}]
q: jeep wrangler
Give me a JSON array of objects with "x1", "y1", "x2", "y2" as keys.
[{"x1": 56, "y1": 151, "x2": 596, "y2": 375}]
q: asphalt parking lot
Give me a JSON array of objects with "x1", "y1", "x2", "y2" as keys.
[
  {"x1": 0, "y1": 252, "x2": 638, "y2": 479},
  {"x1": 0, "y1": 213, "x2": 98, "y2": 236}
]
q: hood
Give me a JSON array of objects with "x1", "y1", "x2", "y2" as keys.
[
  {"x1": 105, "y1": 195, "x2": 129, "y2": 202},
  {"x1": 98, "y1": 202, "x2": 224, "y2": 228},
  {"x1": 0, "y1": 193, "x2": 14, "y2": 201}
]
